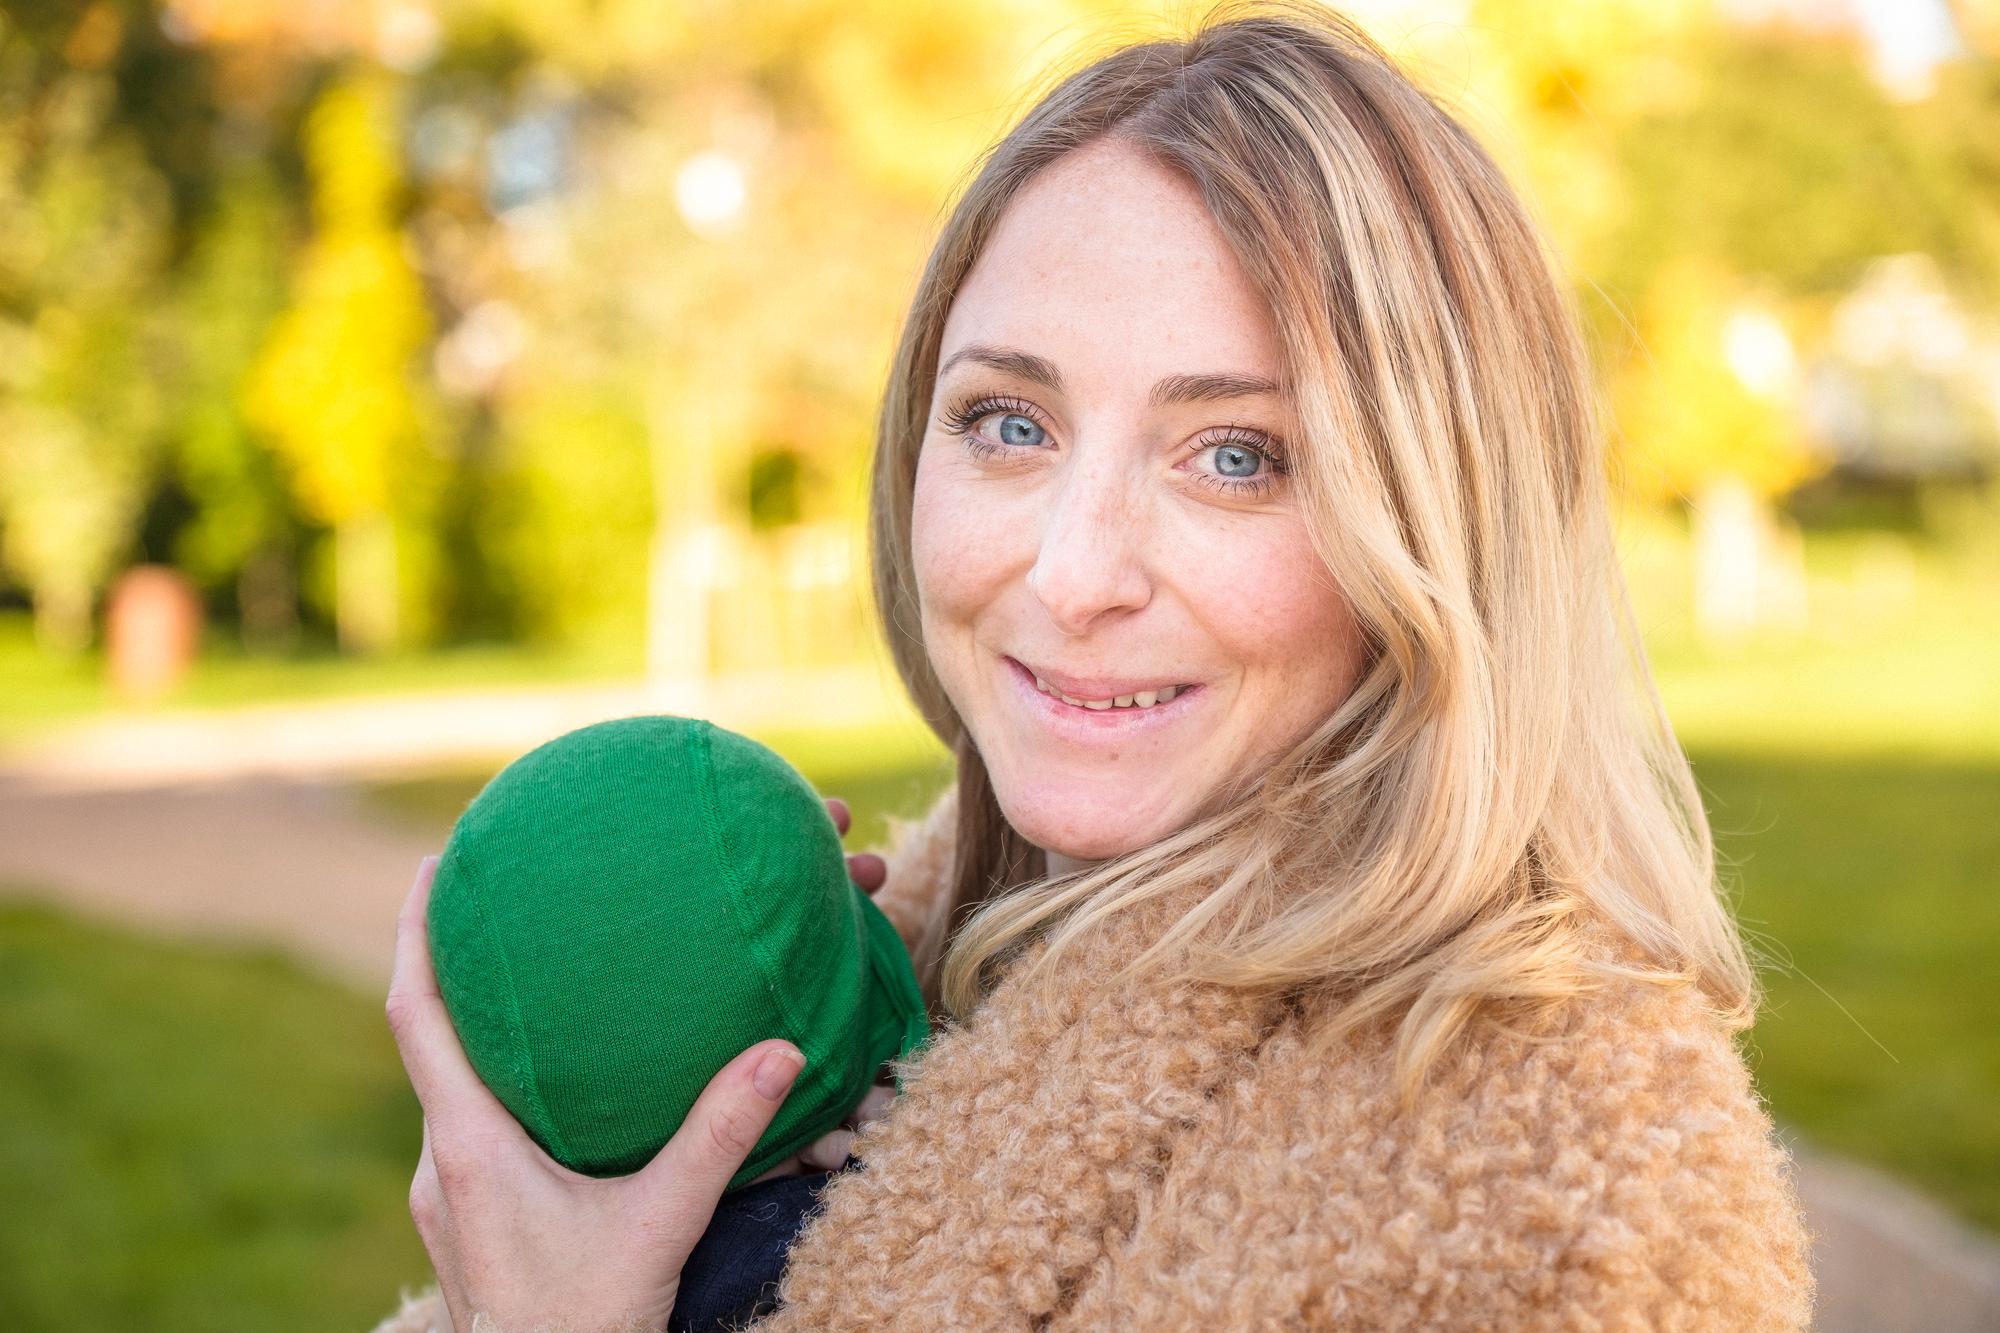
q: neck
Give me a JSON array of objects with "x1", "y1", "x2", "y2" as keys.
[{"x1": 1043, "y1": 848, "x2": 1104, "y2": 880}]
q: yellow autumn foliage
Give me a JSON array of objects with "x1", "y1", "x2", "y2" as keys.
[
  {"x1": 1612, "y1": 256, "x2": 1829, "y2": 504},
  {"x1": 243, "y1": 67, "x2": 432, "y2": 528}
]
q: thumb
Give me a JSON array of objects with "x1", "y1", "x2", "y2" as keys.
[{"x1": 632, "y1": 1039, "x2": 805, "y2": 1243}]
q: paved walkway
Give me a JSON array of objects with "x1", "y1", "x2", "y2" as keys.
[
  {"x1": 1794, "y1": 1147, "x2": 2000, "y2": 1331},
  {"x1": 3, "y1": 689, "x2": 1998, "y2": 1330},
  {"x1": 0, "y1": 770, "x2": 433, "y2": 992}
]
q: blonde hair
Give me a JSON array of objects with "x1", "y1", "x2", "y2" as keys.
[{"x1": 868, "y1": 0, "x2": 1757, "y2": 1100}]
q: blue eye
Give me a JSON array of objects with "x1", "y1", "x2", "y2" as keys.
[
  {"x1": 1212, "y1": 443, "x2": 1262, "y2": 478},
  {"x1": 936, "y1": 391, "x2": 1291, "y2": 500},
  {"x1": 1183, "y1": 433, "x2": 1289, "y2": 499},
  {"x1": 993, "y1": 413, "x2": 1045, "y2": 448}
]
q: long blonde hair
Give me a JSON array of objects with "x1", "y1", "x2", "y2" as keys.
[{"x1": 868, "y1": 0, "x2": 1757, "y2": 1098}]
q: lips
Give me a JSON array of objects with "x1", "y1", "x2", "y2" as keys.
[
  {"x1": 1002, "y1": 654, "x2": 1203, "y2": 733},
  {"x1": 1007, "y1": 656, "x2": 1198, "y2": 702}
]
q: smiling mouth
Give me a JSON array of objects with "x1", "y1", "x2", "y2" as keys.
[{"x1": 1004, "y1": 656, "x2": 1201, "y2": 714}]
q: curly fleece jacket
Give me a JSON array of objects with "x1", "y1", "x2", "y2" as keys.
[{"x1": 374, "y1": 781, "x2": 1815, "y2": 1331}]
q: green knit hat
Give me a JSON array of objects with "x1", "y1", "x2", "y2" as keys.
[{"x1": 426, "y1": 715, "x2": 930, "y2": 1190}]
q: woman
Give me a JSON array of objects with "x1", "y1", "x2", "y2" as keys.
[{"x1": 377, "y1": 4, "x2": 1815, "y2": 1328}]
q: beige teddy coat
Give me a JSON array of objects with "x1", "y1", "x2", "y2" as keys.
[{"x1": 374, "y1": 781, "x2": 1815, "y2": 1330}]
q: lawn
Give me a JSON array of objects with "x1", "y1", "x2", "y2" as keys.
[
  {"x1": 1634, "y1": 519, "x2": 2000, "y2": 1226},
  {"x1": 5, "y1": 735, "x2": 1990, "y2": 1333},
  {"x1": 1701, "y1": 746, "x2": 2000, "y2": 1227},
  {"x1": 0, "y1": 898, "x2": 431, "y2": 1332},
  {"x1": 0, "y1": 611, "x2": 642, "y2": 745}
]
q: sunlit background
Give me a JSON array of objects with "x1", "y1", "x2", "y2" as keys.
[{"x1": 0, "y1": 1, "x2": 1996, "y2": 1329}]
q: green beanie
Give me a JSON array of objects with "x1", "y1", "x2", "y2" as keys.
[{"x1": 426, "y1": 715, "x2": 930, "y2": 1190}]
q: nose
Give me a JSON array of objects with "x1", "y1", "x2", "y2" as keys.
[{"x1": 1025, "y1": 448, "x2": 1153, "y2": 636}]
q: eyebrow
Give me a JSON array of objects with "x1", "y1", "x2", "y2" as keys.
[{"x1": 936, "y1": 342, "x2": 1281, "y2": 409}]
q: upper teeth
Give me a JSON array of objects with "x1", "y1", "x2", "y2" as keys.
[{"x1": 1032, "y1": 673, "x2": 1186, "y2": 709}]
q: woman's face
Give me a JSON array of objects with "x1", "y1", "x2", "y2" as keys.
[{"x1": 912, "y1": 136, "x2": 1367, "y2": 863}]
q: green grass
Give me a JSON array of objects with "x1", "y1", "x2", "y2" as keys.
[
  {"x1": 0, "y1": 610, "x2": 642, "y2": 744},
  {"x1": 4, "y1": 734, "x2": 1989, "y2": 1333},
  {"x1": 1619, "y1": 514, "x2": 2000, "y2": 760},
  {"x1": 0, "y1": 898, "x2": 433, "y2": 1332},
  {"x1": 1699, "y1": 746, "x2": 2000, "y2": 1229}
]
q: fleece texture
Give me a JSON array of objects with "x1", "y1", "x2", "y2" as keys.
[{"x1": 373, "y1": 780, "x2": 1816, "y2": 1331}]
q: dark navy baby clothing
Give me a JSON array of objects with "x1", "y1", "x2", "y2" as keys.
[{"x1": 667, "y1": 1156, "x2": 858, "y2": 1331}]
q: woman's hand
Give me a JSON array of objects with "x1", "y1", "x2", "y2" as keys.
[{"x1": 388, "y1": 855, "x2": 808, "y2": 1333}]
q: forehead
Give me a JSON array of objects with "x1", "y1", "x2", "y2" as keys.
[{"x1": 939, "y1": 139, "x2": 1281, "y2": 394}]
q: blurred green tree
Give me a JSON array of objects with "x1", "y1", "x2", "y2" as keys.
[
  {"x1": 0, "y1": 53, "x2": 169, "y2": 655},
  {"x1": 6, "y1": 0, "x2": 1995, "y2": 668},
  {"x1": 1913, "y1": 36, "x2": 2000, "y2": 303},
  {"x1": 168, "y1": 161, "x2": 301, "y2": 651},
  {"x1": 483, "y1": 385, "x2": 654, "y2": 654},
  {"x1": 1599, "y1": 27, "x2": 1978, "y2": 308}
]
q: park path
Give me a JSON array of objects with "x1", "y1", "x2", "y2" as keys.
[
  {"x1": 0, "y1": 769, "x2": 434, "y2": 992},
  {"x1": 2, "y1": 687, "x2": 1998, "y2": 1331}
]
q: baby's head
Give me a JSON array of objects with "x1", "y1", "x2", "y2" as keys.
[{"x1": 426, "y1": 715, "x2": 929, "y2": 1191}]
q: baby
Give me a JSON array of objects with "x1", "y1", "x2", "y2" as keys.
[{"x1": 425, "y1": 715, "x2": 930, "y2": 1330}]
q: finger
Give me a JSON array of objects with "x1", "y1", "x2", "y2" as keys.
[
  {"x1": 409, "y1": 1118, "x2": 444, "y2": 1233},
  {"x1": 385, "y1": 856, "x2": 519, "y2": 1139},
  {"x1": 824, "y1": 795, "x2": 851, "y2": 836},
  {"x1": 846, "y1": 851, "x2": 886, "y2": 894},
  {"x1": 793, "y1": 1069, "x2": 894, "y2": 1172},
  {"x1": 797, "y1": 1127, "x2": 855, "y2": 1172},
  {"x1": 409, "y1": 1118, "x2": 473, "y2": 1332},
  {"x1": 632, "y1": 1039, "x2": 805, "y2": 1248},
  {"x1": 848, "y1": 1083, "x2": 897, "y2": 1129}
]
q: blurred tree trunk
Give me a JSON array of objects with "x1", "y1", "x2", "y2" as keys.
[
  {"x1": 236, "y1": 538, "x2": 301, "y2": 654},
  {"x1": 333, "y1": 513, "x2": 398, "y2": 655},
  {"x1": 1691, "y1": 475, "x2": 1809, "y2": 647},
  {"x1": 33, "y1": 569, "x2": 94, "y2": 657}
]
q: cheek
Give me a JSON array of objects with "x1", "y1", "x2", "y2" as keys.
[
  {"x1": 1184, "y1": 515, "x2": 1360, "y2": 693},
  {"x1": 911, "y1": 446, "x2": 1017, "y2": 623}
]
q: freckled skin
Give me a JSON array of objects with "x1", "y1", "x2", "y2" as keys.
[{"x1": 912, "y1": 137, "x2": 1368, "y2": 863}]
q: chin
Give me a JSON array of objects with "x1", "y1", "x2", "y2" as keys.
[{"x1": 994, "y1": 784, "x2": 1163, "y2": 864}]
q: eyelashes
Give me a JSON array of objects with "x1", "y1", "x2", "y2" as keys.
[
  {"x1": 935, "y1": 392, "x2": 1292, "y2": 501},
  {"x1": 936, "y1": 392, "x2": 1042, "y2": 441}
]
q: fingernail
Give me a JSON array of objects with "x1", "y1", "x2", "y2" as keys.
[{"x1": 753, "y1": 1046, "x2": 805, "y2": 1100}]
